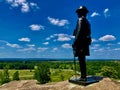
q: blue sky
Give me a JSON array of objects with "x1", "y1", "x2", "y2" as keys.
[{"x1": 0, "y1": 0, "x2": 120, "y2": 59}]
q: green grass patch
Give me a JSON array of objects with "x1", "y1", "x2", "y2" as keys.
[
  {"x1": 0, "y1": 69, "x2": 34, "y2": 80},
  {"x1": 50, "y1": 69, "x2": 74, "y2": 82},
  {"x1": 0, "y1": 69, "x2": 74, "y2": 82}
]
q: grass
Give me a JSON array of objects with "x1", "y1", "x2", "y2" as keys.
[
  {"x1": 50, "y1": 69, "x2": 74, "y2": 82},
  {"x1": 0, "y1": 69, "x2": 34, "y2": 80},
  {"x1": 0, "y1": 69, "x2": 74, "y2": 82}
]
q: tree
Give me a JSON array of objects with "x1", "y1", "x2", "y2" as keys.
[
  {"x1": 34, "y1": 63, "x2": 51, "y2": 84},
  {"x1": 13, "y1": 71, "x2": 20, "y2": 80},
  {"x1": 3, "y1": 65, "x2": 10, "y2": 83},
  {"x1": 101, "y1": 66, "x2": 118, "y2": 79}
]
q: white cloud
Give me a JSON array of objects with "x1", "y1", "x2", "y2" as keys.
[
  {"x1": 30, "y1": 2, "x2": 40, "y2": 10},
  {"x1": 6, "y1": 0, "x2": 39, "y2": 13},
  {"x1": 43, "y1": 42, "x2": 49, "y2": 45},
  {"x1": 92, "y1": 38, "x2": 97, "y2": 42},
  {"x1": 6, "y1": 43, "x2": 21, "y2": 48},
  {"x1": 29, "y1": 24, "x2": 44, "y2": 31},
  {"x1": 91, "y1": 44, "x2": 100, "y2": 50},
  {"x1": 17, "y1": 47, "x2": 35, "y2": 52},
  {"x1": 0, "y1": 40, "x2": 21, "y2": 48},
  {"x1": 57, "y1": 34, "x2": 71, "y2": 41},
  {"x1": 26, "y1": 44, "x2": 35, "y2": 47},
  {"x1": 37, "y1": 47, "x2": 48, "y2": 52},
  {"x1": 47, "y1": 17, "x2": 69, "y2": 26},
  {"x1": 46, "y1": 37, "x2": 51, "y2": 41},
  {"x1": 21, "y1": 2, "x2": 29, "y2": 12},
  {"x1": 46, "y1": 33, "x2": 72, "y2": 42},
  {"x1": 104, "y1": 8, "x2": 110, "y2": 18},
  {"x1": 62, "y1": 43, "x2": 72, "y2": 49},
  {"x1": 99, "y1": 35, "x2": 116, "y2": 41},
  {"x1": 18, "y1": 37, "x2": 30, "y2": 42},
  {"x1": 91, "y1": 12, "x2": 100, "y2": 17}
]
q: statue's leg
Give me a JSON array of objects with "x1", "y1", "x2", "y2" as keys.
[{"x1": 78, "y1": 55, "x2": 86, "y2": 80}]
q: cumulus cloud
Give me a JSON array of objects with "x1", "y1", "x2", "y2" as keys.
[
  {"x1": 21, "y1": 2, "x2": 29, "y2": 12},
  {"x1": 91, "y1": 12, "x2": 100, "y2": 17},
  {"x1": 99, "y1": 35, "x2": 116, "y2": 41},
  {"x1": 18, "y1": 37, "x2": 30, "y2": 42},
  {"x1": 30, "y1": 2, "x2": 40, "y2": 10},
  {"x1": 62, "y1": 43, "x2": 71, "y2": 49},
  {"x1": 6, "y1": 43, "x2": 21, "y2": 48},
  {"x1": 104, "y1": 8, "x2": 110, "y2": 18},
  {"x1": 57, "y1": 34, "x2": 71, "y2": 41},
  {"x1": 6, "y1": 0, "x2": 39, "y2": 13},
  {"x1": 43, "y1": 42, "x2": 49, "y2": 45},
  {"x1": 29, "y1": 24, "x2": 44, "y2": 31},
  {"x1": 0, "y1": 40, "x2": 21, "y2": 48},
  {"x1": 47, "y1": 17, "x2": 69, "y2": 26},
  {"x1": 46, "y1": 33, "x2": 72, "y2": 42}
]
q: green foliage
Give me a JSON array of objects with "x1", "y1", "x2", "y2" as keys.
[
  {"x1": 50, "y1": 69, "x2": 74, "y2": 82},
  {"x1": 0, "y1": 72, "x2": 4, "y2": 85},
  {"x1": 100, "y1": 66, "x2": 118, "y2": 79},
  {"x1": 34, "y1": 63, "x2": 51, "y2": 84},
  {"x1": 60, "y1": 74, "x2": 65, "y2": 81},
  {"x1": 3, "y1": 65, "x2": 10, "y2": 83},
  {"x1": 1, "y1": 60, "x2": 120, "y2": 84},
  {"x1": 0, "y1": 65, "x2": 10, "y2": 84},
  {"x1": 13, "y1": 71, "x2": 19, "y2": 80}
]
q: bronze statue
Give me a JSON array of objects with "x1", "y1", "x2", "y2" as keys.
[{"x1": 72, "y1": 6, "x2": 91, "y2": 81}]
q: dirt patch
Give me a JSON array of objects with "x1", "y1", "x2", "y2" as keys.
[{"x1": 0, "y1": 78, "x2": 120, "y2": 90}]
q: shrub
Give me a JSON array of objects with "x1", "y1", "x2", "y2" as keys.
[
  {"x1": 34, "y1": 63, "x2": 51, "y2": 84},
  {"x1": 13, "y1": 71, "x2": 20, "y2": 80},
  {"x1": 3, "y1": 65, "x2": 10, "y2": 83}
]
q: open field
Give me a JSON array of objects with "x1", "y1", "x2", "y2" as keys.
[{"x1": 0, "y1": 69, "x2": 74, "y2": 81}]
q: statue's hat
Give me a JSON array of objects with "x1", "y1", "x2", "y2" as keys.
[{"x1": 76, "y1": 6, "x2": 89, "y2": 13}]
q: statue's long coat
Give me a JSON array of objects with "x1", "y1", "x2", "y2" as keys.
[{"x1": 73, "y1": 16, "x2": 91, "y2": 57}]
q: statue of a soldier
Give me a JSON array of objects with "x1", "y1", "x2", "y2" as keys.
[{"x1": 72, "y1": 6, "x2": 91, "y2": 81}]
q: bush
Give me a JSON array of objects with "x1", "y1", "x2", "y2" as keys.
[
  {"x1": 13, "y1": 71, "x2": 20, "y2": 80},
  {"x1": 34, "y1": 63, "x2": 51, "y2": 84},
  {"x1": 3, "y1": 65, "x2": 10, "y2": 83},
  {"x1": 0, "y1": 72, "x2": 4, "y2": 85}
]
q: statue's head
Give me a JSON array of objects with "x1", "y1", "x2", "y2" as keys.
[{"x1": 76, "y1": 6, "x2": 89, "y2": 17}]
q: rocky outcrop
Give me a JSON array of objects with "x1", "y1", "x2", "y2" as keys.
[{"x1": 0, "y1": 78, "x2": 120, "y2": 90}]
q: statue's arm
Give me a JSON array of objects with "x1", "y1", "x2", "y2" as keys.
[{"x1": 72, "y1": 19, "x2": 82, "y2": 48}]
